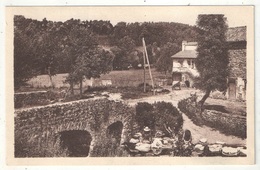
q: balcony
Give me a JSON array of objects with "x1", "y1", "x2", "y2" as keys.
[{"x1": 172, "y1": 67, "x2": 199, "y2": 77}]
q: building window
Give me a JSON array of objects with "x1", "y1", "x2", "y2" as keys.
[
  {"x1": 178, "y1": 59, "x2": 184, "y2": 67},
  {"x1": 191, "y1": 60, "x2": 195, "y2": 69},
  {"x1": 187, "y1": 60, "x2": 191, "y2": 66}
]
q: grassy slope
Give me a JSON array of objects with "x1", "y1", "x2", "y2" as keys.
[{"x1": 26, "y1": 68, "x2": 171, "y2": 89}]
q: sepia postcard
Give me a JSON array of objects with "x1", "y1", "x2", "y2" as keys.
[{"x1": 5, "y1": 6, "x2": 254, "y2": 165}]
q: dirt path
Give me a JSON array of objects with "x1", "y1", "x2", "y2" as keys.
[{"x1": 124, "y1": 88, "x2": 246, "y2": 146}]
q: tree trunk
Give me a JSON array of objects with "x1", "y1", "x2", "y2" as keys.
[
  {"x1": 48, "y1": 67, "x2": 54, "y2": 89},
  {"x1": 79, "y1": 78, "x2": 83, "y2": 98},
  {"x1": 70, "y1": 82, "x2": 74, "y2": 95},
  {"x1": 198, "y1": 89, "x2": 211, "y2": 108}
]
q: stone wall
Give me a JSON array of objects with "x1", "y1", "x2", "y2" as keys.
[
  {"x1": 201, "y1": 110, "x2": 246, "y2": 138},
  {"x1": 178, "y1": 97, "x2": 246, "y2": 138},
  {"x1": 228, "y1": 49, "x2": 246, "y2": 78},
  {"x1": 14, "y1": 91, "x2": 49, "y2": 109},
  {"x1": 15, "y1": 98, "x2": 134, "y2": 157}
]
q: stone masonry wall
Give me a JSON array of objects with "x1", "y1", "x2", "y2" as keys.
[
  {"x1": 201, "y1": 109, "x2": 246, "y2": 138},
  {"x1": 15, "y1": 98, "x2": 134, "y2": 157},
  {"x1": 178, "y1": 97, "x2": 246, "y2": 138},
  {"x1": 14, "y1": 91, "x2": 48, "y2": 109},
  {"x1": 228, "y1": 49, "x2": 246, "y2": 78}
]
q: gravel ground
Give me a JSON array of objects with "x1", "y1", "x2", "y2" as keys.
[{"x1": 124, "y1": 88, "x2": 246, "y2": 146}]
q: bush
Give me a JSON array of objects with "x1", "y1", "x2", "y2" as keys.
[
  {"x1": 135, "y1": 102, "x2": 155, "y2": 130},
  {"x1": 135, "y1": 101, "x2": 183, "y2": 136},
  {"x1": 201, "y1": 110, "x2": 247, "y2": 139},
  {"x1": 153, "y1": 102, "x2": 183, "y2": 135},
  {"x1": 178, "y1": 97, "x2": 201, "y2": 125},
  {"x1": 178, "y1": 97, "x2": 246, "y2": 138},
  {"x1": 137, "y1": 83, "x2": 152, "y2": 92}
]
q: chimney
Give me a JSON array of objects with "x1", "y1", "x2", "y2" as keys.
[{"x1": 182, "y1": 41, "x2": 187, "y2": 51}]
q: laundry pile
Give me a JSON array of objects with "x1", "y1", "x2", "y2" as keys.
[{"x1": 122, "y1": 127, "x2": 247, "y2": 157}]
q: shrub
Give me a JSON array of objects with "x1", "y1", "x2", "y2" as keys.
[
  {"x1": 201, "y1": 110, "x2": 247, "y2": 138},
  {"x1": 135, "y1": 101, "x2": 183, "y2": 136},
  {"x1": 137, "y1": 83, "x2": 152, "y2": 92},
  {"x1": 153, "y1": 102, "x2": 183, "y2": 135},
  {"x1": 178, "y1": 97, "x2": 246, "y2": 138},
  {"x1": 135, "y1": 102, "x2": 155, "y2": 131},
  {"x1": 178, "y1": 98, "x2": 200, "y2": 125}
]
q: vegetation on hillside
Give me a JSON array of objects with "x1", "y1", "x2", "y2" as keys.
[{"x1": 14, "y1": 15, "x2": 198, "y2": 89}]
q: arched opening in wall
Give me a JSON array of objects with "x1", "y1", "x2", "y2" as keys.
[
  {"x1": 59, "y1": 130, "x2": 92, "y2": 157},
  {"x1": 106, "y1": 121, "x2": 123, "y2": 145}
]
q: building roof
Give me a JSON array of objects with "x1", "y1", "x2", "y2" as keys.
[
  {"x1": 171, "y1": 50, "x2": 197, "y2": 59},
  {"x1": 226, "y1": 26, "x2": 246, "y2": 42}
]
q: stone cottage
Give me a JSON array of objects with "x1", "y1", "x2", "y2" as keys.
[
  {"x1": 171, "y1": 41, "x2": 199, "y2": 88},
  {"x1": 171, "y1": 26, "x2": 247, "y2": 101},
  {"x1": 226, "y1": 26, "x2": 247, "y2": 100}
]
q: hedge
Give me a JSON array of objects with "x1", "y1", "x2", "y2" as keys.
[{"x1": 178, "y1": 97, "x2": 246, "y2": 138}]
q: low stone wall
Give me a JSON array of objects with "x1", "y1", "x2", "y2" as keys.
[
  {"x1": 202, "y1": 109, "x2": 246, "y2": 138},
  {"x1": 15, "y1": 98, "x2": 134, "y2": 157},
  {"x1": 178, "y1": 97, "x2": 246, "y2": 138},
  {"x1": 14, "y1": 91, "x2": 48, "y2": 109}
]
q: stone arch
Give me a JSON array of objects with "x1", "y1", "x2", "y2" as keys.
[
  {"x1": 59, "y1": 130, "x2": 92, "y2": 157},
  {"x1": 106, "y1": 121, "x2": 124, "y2": 145}
]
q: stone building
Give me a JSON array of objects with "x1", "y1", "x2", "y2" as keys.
[
  {"x1": 171, "y1": 26, "x2": 247, "y2": 101},
  {"x1": 226, "y1": 26, "x2": 247, "y2": 100},
  {"x1": 171, "y1": 41, "x2": 199, "y2": 88}
]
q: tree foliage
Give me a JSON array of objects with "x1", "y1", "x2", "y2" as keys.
[
  {"x1": 110, "y1": 36, "x2": 136, "y2": 70},
  {"x1": 155, "y1": 42, "x2": 180, "y2": 75},
  {"x1": 64, "y1": 25, "x2": 113, "y2": 96},
  {"x1": 135, "y1": 102, "x2": 183, "y2": 136},
  {"x1": 14, "y1": 15, "x2": 198, "y2": 89},
  {"x1": 195, "y1": 14, "x2": 229, "y2": 106},
  {"x1": 14, "y1": 16, "x2": 42, "y2": 88},
  {"x1": 33, "y1": 19, "x2": 68, "y2": 88}
]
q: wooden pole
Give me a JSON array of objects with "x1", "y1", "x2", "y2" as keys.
[
  {"x1": 142, "y1": 37, "x2": 155, "y2": 94},
  {"x1": 143, "y1": 49, "x2": 146, "y2": 93}
]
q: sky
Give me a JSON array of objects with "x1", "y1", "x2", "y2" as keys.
[{"x1": 8, "y1": 6, "x2": 253, "y2": 27}]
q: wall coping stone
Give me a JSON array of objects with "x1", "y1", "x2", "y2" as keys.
[
  {"x1": 204, "y1": 109, "x2": 246, "y2": 120},
  {"x1": 15, "y1": 96, "x2": 107, "y2": 112},
  {"x1": 14, "y1": 96, "x2": 134, "y2": 113},
  {"x1": 15, "y1": 91, "x2": 47, "y2": 95}
]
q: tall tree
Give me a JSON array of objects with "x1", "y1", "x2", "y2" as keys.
[
  {"x1": 110, "y1": 22, "x2": 127, "y2": 45},
  {"x1": 65, "y1": 25, "x2": 113, "y2": 96},
  {"x1": 155, "y1": 42, "x2": 180, "y2": 77},
  {"x1": 110, "y1": 36, "x2": 136, "y2": 70},
  {"x1": 14, "y1": 15, "x2": 41, "y2": 89},
  {"x1": 34, "y1": 19, "x2": 65, "y2": 88},
  {"x1": 195, "y1": 14, "x2": 229, "y2": 107}
]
